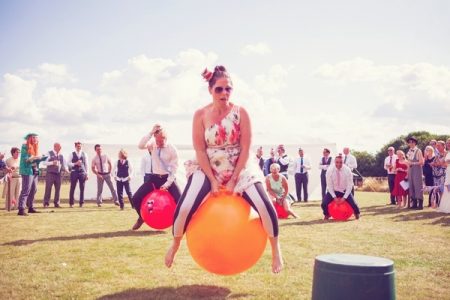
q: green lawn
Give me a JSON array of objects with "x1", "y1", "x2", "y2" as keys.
[{"x1": 0, "y1": 184, "x2": 449, "y2": 299}]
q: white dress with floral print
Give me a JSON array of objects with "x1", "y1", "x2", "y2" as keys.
[{"x1": 185, "y1": 105, "x2": 262, "y2": 194}]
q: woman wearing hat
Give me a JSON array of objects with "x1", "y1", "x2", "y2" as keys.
[
  {"x1": 17, "y1": 133, "x2": 47, "y2": 216},
  {"x1": 406, "y1": 136, "x2": 424, "y2": 209}
]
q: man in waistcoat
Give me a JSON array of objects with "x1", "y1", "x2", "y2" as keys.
[
  {"x1": 406, "y1": 136, "x2": 424, "y2": 209},
  {"x1": 319, "y1": 148, "x2": 332, "y2": 201},
  {"x1": 91, "y1": 144, "x2": 119, "y2": 207},
  {"x1": 68, "y1": 142, "x2": 89, "y2": 208},
  {"x1": 276, "y1": 144, "x2": 290, "y2": 179},
  {"x1": 43, "y1": 143, "x2": 67, "y2": 208}
]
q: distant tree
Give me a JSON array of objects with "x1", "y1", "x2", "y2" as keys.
[{"x1": 352, "y1": 150, "x2": 376, "y2": 177}]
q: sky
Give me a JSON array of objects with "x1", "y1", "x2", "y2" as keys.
[{"x1": 1, "y1": 0, "x2": 449, "y2": 156}]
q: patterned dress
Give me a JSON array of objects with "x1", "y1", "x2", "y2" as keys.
[{"x1": 185, "y1": 105, "x2": 262, "y2": 194}]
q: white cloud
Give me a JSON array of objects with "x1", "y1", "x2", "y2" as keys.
[
  {"x1": 18, "y1": 63, "x2": 77, "y2": 85},
  {"x1": 314, "y1": 57, "x2": 450, "y2": 127},
  {"x1": 254, "y1": 64, "x2": 291, "y2": 94},
  {"x1": 240, "y1": 42, "x2": 272, "y2": 56},
  {"x1": 0, "y1": 73, "x2": 40, "y2": 122}
]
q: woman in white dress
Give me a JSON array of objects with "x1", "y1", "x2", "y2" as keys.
[{"x1": 437, "y1": 150, "x2": 450, "y2": 213}]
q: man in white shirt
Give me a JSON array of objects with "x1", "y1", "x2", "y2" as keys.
[
  {"x1": 343, "y1": 147, "x2": 357, "y2": 171},
  {"x1": 384, "y1": 146, "x2": 397, "y2": 205},
  {"x1": 321, "y1": 155, "x2": 360, "y2": 220},
  {"x1": 140, "y1": 150, "x2": 153, "y2": 183},
  {"x1": 43, "y1": 142, "x2": 67, "y2": 208},
  {"x1": 91, "y1": 144, "x2": 119, "y2": 208},
  {"x1": 293, "y1": 148, "x2": 311, "y2": 202},
  {"x1": 343, "y1": 147, "x2": 357, "y2": 195}
]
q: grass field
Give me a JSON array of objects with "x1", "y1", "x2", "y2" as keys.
[{"x1": 0, "y1": 183, "x2": 449, "y2": 299}]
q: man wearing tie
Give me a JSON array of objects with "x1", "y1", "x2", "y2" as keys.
[
  {"x1": 293, "y1": 148, "x2": 311, "y2": 202},
  {"x1": 384, "y1": 147, "x2": 397, "y2": 205},
  {"x1": 91, "y1": 144, "x2": 119, "y2": 207},
  {"x1": 321, "y1": 155, "x2": 360, "y2": 220},
  {"x1": 319, "y1": 148, "x2": 332, "y2": 201},
  {"x1": 43, "y1": 143, "x2": 67, "y2": 208}
]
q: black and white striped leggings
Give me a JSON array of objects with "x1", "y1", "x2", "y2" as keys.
[{"x1": 172, "y1": 170, "x2": 279, "y2": 238}]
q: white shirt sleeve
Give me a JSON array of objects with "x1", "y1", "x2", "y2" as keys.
[
  {"x1": 343, "y1": 167, "x2": 354, "y2": 199},
  {"x1": 128, "y1": 160, "x2": 133, "y2": 179},
  {"x1": 138, "y1": 134, "x2": 153, "y2": 150},
  {"x1": 326, "y1": 168, "x2": 336, "y2": 198},
  {"x1": 113, "y1": 160, "x2": 118, "y2": 178},
  {"x1": 43, "y1": 151, "x2": 52, "y2": 166},
  {"x1": 304, "y1": 157, "x2": 311, "y2": 170}
]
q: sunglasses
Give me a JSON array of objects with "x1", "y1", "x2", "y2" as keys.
[{"x1": 214, "y1": 86, "x2": 233, "y2": 94}]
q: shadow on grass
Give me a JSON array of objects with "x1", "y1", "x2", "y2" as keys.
[
  {"x1": 2, "y1": 230, "x2": 165, "y2": 246},
  {"x1": 391, "y1": 211, "x2": 450, "y2": 226},
  {"x1": 360, "y1": 204, "x2": 405, "y2": 216},
  {"x1": 97, "y1": 285, "x2": 250, "y2": 300},
  {"x1": 280, "y1": 218, "x2": 334, "y2": 226}
]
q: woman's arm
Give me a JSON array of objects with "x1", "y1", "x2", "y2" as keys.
[{"x1": 193, "y1": 109, "x2": 220, "y2": 192}]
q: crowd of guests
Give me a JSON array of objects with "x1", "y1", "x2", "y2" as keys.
[
  {"x1": 0, "y1": 135, "x2": 138, "y2": 215},
  {"x1": 384, "y1": 137, "x2": 450, "y2": 213}
]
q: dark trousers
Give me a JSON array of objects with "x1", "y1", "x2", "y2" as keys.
[
  {"x1": 132, "y1": 174, "x2": 181, "y2": 218},
  {"x1": 387, "y1": 174, "x2": 396, "y2": 204},
  {"x1": 320, "y1": 171, "x2": 327, "y2": 201},
  {"x1": 116, "y1": 180, "x2": 133, "y2": 208},
  {"x1": 144, "y1": 173, "x2": 152, "y2": 183},
  {"x1": 44, "y1": 172, "x2": 62, "y2": 205},
  {"x1": 18, "y1": 174, "x2": 38, "y2": 210},
  {"x1": 69, "y1": 171, "x2": 86, "y2": 205},
  {"x1": 295, "y1": 172, "x2": 309, "y2": 201},
  {"x1": 321, "y1": 191, "x2": 360, "y2": 216}
]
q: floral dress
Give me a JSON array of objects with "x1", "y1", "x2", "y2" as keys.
[{"x1": 185, "y1": 105, "x2": 262, "y2": 194}]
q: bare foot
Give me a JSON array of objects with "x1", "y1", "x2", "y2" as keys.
[
  {"x1": 272, "y1": 253, "x2": 283, "y2": 274},
  {"x1": 164, "y1": 241, "x2": 180, "y2": 268}
]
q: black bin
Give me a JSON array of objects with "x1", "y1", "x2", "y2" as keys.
[{"x1": 312, "y1": 253, "x2": 395, "y2": 300}]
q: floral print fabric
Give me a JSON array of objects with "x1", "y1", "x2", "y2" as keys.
[{"x1": 185, "y1": 105, "x2": 262, "y2": 194}]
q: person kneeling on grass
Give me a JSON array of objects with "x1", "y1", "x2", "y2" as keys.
[
  {"x1": 321, "y1": 155, "x2": 360, "y2": 220},
  {"x1": 266, "y1": 163, "x2": 298, "y2": 218}
]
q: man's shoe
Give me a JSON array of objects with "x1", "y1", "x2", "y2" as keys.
[
  {"x1": 43, "y1": 203, "x2": 49, "y2": 208},
  {"x1": 70, "y1": 204, "x2": 74, "y2": 208},
  {"x1": 355, "y1": 213, "x2": 360, "y2": 220},
  {"x1": 97, "y1": 203, "x2": 102, "y2": 207},
  {"x1": 18, "y1": 209, "x2": 28, "y2": 216},
  {"x1": 114, "y1": 201, "x2": 120, "y2": 206},
  {"x1": 54, "y1": 204, "x2": 61, "y2": 208},
  {"x1": 28, "y1": 208, "x2": 40, "y2": 213},
  {"x1": 323, "y1": 215, "x2": 330, "y2": 220},
  {"x1": 132, "y1": 218, "x2": 144, "y2": 230},
  {"x1": 79, "y1": 203, "x2": 83, "y2": 208}
]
